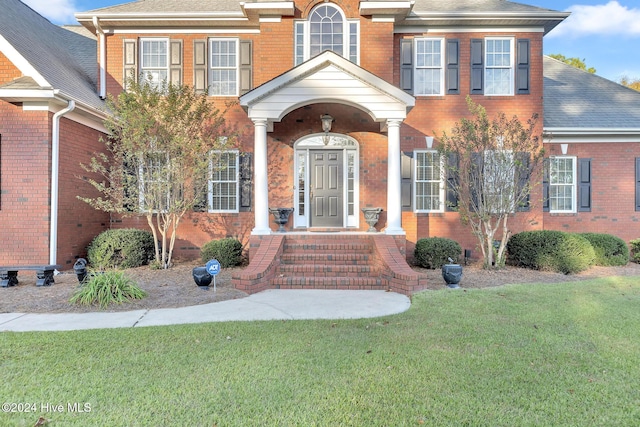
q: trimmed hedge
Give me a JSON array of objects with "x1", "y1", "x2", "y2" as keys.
[
  {"x1": 631, "y1": 238, "x2": 640, "y2": 264},
  {"x1": 87, "y1": 229, "x2": 155, "y2": 269},
  {"x1": 507, "y1": 230, "x2": 596, "y2": 274},
  {"x1": 414, "y1": 237, "x2": 462, "y2": 269},
  {"x1": 200, "y1": 238, "x2": 243, "y2": 268},
  {"x1": 579, "y1": 233, "x2": 629, "y2": 266}
]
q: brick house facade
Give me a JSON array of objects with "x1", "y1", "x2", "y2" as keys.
[{"x1": 1, "y1": 0, "x2": 639, "y2": 292}]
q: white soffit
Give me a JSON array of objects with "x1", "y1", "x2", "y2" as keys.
[{"x1": 240, "y1": 51, "x2": 415, "y2": 124}]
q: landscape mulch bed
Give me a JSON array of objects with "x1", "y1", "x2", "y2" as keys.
[{"x1": 1, "y1": 260, "x2": 639, "y2": 314}]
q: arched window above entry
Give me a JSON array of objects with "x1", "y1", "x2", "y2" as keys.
[{"x1": 294, "y1": 4, "x2": 359, "y2": 65}]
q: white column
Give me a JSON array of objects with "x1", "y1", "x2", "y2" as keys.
[
  {"x1": 385, "y1": 119, "x2": 405, "y2": 235},
  {"x1": 252, "y1": 118, "x2": 271, "y2": 235}
]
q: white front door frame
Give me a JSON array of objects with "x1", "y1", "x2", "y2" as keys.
[{"x1": 293, "y1": 133, "x2": 359, "y2": 229}]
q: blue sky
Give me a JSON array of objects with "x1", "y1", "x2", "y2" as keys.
[{"x1": 23, "y1": 0, "x2": 640, "y2": 82}]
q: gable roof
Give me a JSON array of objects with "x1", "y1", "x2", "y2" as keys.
[
  {"x1": 0, "y1": 0, "x2": 104, "y2": 113},
  {"x1": 240, "y1": 51, "x2": 414, "y2": 130},
  {"x1": 543, "y1": 56, "x2": 640, "y2": 140}
]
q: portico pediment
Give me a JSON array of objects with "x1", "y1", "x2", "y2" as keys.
[{"x1": 239, "y1": 51, "x2": 415, "y2": 130}]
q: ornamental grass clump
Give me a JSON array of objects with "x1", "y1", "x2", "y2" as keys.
[{"x1": 70, "y1": 271, "x2": 147, "y2": 309}]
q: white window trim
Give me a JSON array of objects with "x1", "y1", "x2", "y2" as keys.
[
  {"x1": 139, "y1": 37, "x2": 169, "y2": 88},
  {"x1": 208, "y1": 38, "x2": 239, "y2": 97},
  {"x1": 294, "y1": 3, "x2": 360, "y2": 65},
  {"x1": 484, "y1": 37, "x2": 514, "y2": 96},
  {"x1": 549, "y1": 156, "x2": 577, "y2": 214},
  {"x1": 414, "y1": 37, "x2": 445, "y2": 96},
  {"x1": 484, "y1": 149, "x2": 515, "y2": 213},
  {"x1": 414, "y1": 150, "x2": 445, "y2": 213},
  {"x1": 208, "y1": 149, "x2": 240, "y2": 213},
  {"x1": 138, "y1": 150, "x2": 170, "y2": 213}
]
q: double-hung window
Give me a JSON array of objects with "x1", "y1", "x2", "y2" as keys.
[
  {"x1": 209, "y1": 39, "x2": 238, "y2": 96},
  {"x1": 548, "y1": 156, "x2": 576, "y2": 213},
  {"x1": 414, "y1": 150, "x2": 444, "y2": 212},
  {"x1": 139, "y1": 151, "x2": 170, "y2": 212},
  {"x1": 209, "y1": 150, "x2": 239, "y2": 212},
  {"x1": 483, "y1": 149, "x2": 515, "y2": 212},
  {"x1": 415, "y1": 38, "x2": 444, "y2": 96},
  {"x1": 140, "y1": 38, "x2": 169, "y2": 88},
  {"x1": 294, "y1": 3, "x2": 359, "y2": 65},
  {"x1": 485, "y1": 38, "x2": 514, "y2": 96}
]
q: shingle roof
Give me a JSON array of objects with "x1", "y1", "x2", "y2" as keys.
[
  {"x1": 0, "y1": 0, "x2": 104, "y2": 111},
  {"x1": 81, "y1": 0, "x2": 241, "y2": 14},
  {"x1": 543, "y1": 56, "x2": 640, "y2": 130}
]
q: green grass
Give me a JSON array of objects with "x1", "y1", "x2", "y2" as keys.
[{"x1": 2, "y1": 277, "x2": 640, "y2": 426}]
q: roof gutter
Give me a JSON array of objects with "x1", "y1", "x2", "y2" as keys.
[
  {"x1": 50, "y1": 99, "x2": 76, "y2": 265},
  {"x1": 93, "y1": 17, "x2": 107, "y2": 99}
]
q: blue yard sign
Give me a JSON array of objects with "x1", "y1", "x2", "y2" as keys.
[{"x1": 205, "y1": 259, "x2": 221, "y2": 292}]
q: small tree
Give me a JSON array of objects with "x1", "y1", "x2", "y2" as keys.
[
  {"x1": 80, "y1": 77, "x2": 236, "y2": 268},
  {"x1": 548, "y1": 54, "x2": 596, "y2": 74},
  {"x1": 438, "y1": 96, "x2": 545, "y2": 268},
  {"x1": 618, "y1": 75, "x2": 640, "y2": 92}
]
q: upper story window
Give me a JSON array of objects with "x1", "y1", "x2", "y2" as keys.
[
  {"x1": 415, "y1": 38, "x2": 444, "y2": 96},
  {"x1": 485, "y1": 38, "x2": 514, "y2": 96},
  {"x1": 294, "y1": 4, "x2": 359, "y2": 65},
  {"x1": 140, "y1": 38, "x2": 169, "y2": 88},
  {"x1": 209, "y1": 39, "x2": 238, "y2": 96}
]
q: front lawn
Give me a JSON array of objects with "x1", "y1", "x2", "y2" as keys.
[{"x1": 1, "y1": 277, "x2": 639, "y2": 426}]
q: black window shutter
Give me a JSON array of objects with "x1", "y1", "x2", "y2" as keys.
[
  {"x1": 193, "y1": 40, "x2": 208, "y2": 94},
  {"x1": 400, "y1": 38, "x2": 413, "y2": 94},
  {"x1": 542, "y1": 158, "x2": 550, "y2": 212},
  {"x1": 470, "y1": 39, "x2": 484, "y2": 94},
  {"x1": 578, "y1": 158, "x2": 592, "y2": 212},
  {"x1": 446, "y1": 39, "x2": 459, "y2": 94},
  {"x1": 516, "y1": 39, "x2": 530, "y2": 94},
  {"x1": 516, "y1": 152, "x2": 531, "y2": 211},
  {"x1": 636, "y1": 158, "x2": 640, "y2": 211},
  {"x1": 192, "y1": 171, "x2": 208, "y2": 212},
  {"x1": 169, "y1": 39, "x2": 183, "y2": 85},
  {"x1": 446, "y1": 153, "x2": 459, "y2": 211},
  {"x1": 123, "y1": 39, "x2": 137, "y2": 89},
  {"x1": 401, "y1": 152, "x2": 413, "y2": 211},
  {"x1": 239, "y1": 152, "x2": 253, "y2": 211},
  {"x1": 239, "y1": 40, "x2": 253, "y2": 95}
]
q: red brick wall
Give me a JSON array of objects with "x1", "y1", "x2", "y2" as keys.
[
  {"x1": 0, "y1": 102, "x2": 52, "y2": 264},
  {"x1": 544, "y1": 142, "x2": 640, "y2": 243},
  {"x1": 0, "y1": 52, "x2": 22, "y2": 84},
  {"x1": 56, "y1": 117, "x2": 110, "y2": 267}
]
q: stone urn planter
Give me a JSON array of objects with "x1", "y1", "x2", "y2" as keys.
[
  {"x1": 269, "y1": 207, "x2": 294, "y2": 232},
  {"x1": 442, "y1": 258, "x2": 463, "y2": 289},
  {"x1": 361, "y1": 207, "x2": 382, "y2": 232},
  {"x1": 192, "y1": 267, "x2": 213, "y2": 288}
]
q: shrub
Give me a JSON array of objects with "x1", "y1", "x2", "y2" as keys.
[
  {"x1": 69, "y1": 271, "x2": 147, "y2": 309},
  {"x1": 414, "y1": 237, "x2": 462, "y2": 269},
  {"x1": 579, "y1": 233, "x2": 629, "y2": 266},
  {"x1": 631, "y1": 239, "x2": 640, "y2": 263},
  {"x1": 200, "y1": 238, "x2": 243, "y2": 268},
  {"x1": 87, "y1": 229, "x2": 155, "y2": 269},
  {"x1": 507, "y1": 230, "x2": 595, "y2": 274}
]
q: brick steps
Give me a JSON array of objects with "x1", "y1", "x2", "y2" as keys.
[{"x1": 271, "y1": 235, "x2": 386, "y2": 290}]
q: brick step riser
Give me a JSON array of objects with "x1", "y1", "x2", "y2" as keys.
[
  {"x1": 280, "y1": 254, "x2": 372, "y2": 264},
  {"x1": 282, "y1": 244, "x2": 372, "y2": 253},
  {"x1": 271, "y1": 277, "x2": 385, "y2": 288},
  {"x1": 276, "y1": 265, "x2": 374, "y2": 274}
]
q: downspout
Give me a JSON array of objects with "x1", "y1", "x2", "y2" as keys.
[
  {"x1": 50, "y1": 100, "x2": 76, "y2": 265},
  {"x1": 93, "y1": 16, "x2": 106, "y2": 99}
]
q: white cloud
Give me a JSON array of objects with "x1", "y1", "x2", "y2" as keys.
[
  {"x1": 549, "y1": 1, "x2": 640, "y2": 38},
  {"x1": 23, "y1": 0, "x2": 78, "y2": 25}
]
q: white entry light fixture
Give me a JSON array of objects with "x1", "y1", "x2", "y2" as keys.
[
  {"x1": 321, "y1": 113, "x2": 333, "y2": 145},
  {"x1": 425, "y1": 136, "x2": 434, "y2": 149}
]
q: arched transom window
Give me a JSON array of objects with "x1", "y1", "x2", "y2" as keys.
[{"x1": 295, "y1": 3, "x2": 359, "y2": 65}]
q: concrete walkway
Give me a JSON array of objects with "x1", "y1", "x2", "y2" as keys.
[{"x1": 0, "y1": 289, "x2": 411, "y2": 332}]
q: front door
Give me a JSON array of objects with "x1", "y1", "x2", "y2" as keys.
[{"x1": 310, "y1": 150, "x2": 343, "y2": 227}]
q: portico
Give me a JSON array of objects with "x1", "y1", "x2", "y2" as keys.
[{"x1": 240, "y1": 51, "x2": 415, "y2": 236}]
